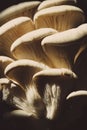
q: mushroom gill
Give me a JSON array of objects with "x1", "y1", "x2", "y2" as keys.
[
  {"x1": 41, "y1": 23, "x2": 87, "y2": 69},
  {"x1": 34, "y1": 5, "x2": 85, "y2": 31},
  {"x1": 3, "y1": 59, "x2": 48, "y2": 118},
  {"x1": 33, "y1": 68, "x2": 77, "y2": 119},
  {"x1": 10, "y1": 28, "x2": 57, "y2": 67},
  {"x1": 0, "y1": 17, "x2": 35, "y2": 58}
]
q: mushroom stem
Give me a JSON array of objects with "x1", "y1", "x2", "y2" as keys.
[
  {"x1": 33, "y1": 68, "x2": 77, "y2": 120},
  {"x1": 44, "y1": 83, "x2": 61, "y2": 119}
]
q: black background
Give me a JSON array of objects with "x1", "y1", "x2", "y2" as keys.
[{"x1": 0, "y1": 0, "x2": 87, "y2": 15}]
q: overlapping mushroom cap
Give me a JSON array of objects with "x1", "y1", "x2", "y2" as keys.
[{"x1": 0, "y1": 0, "x2": 87, "y2": 128}]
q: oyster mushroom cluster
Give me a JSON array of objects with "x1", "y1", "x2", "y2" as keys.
[{"x1": 0, "y1": 0, "x2": 87, "y2": 129}]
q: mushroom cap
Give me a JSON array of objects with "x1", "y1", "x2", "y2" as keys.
[
  {"x1": 4, "y1": 59, "x2": 49, "y2": 89},
  {"x1": 0, "y1": 1, "x2": 41, "y2": 25},
  {"x1": 38, "y1": 0, "x2": 77, "y2": 10},
  {"x1": 34, "y1": 5, "x2": 85, "y2": 31},
  {"x1": 0, "y1": 56, "x2": 13, "y2": 78},
  {"x1": 66, "y1": 90, "x2": 87, "y2": 100},
  {"x1": 41, "y1": 24, "x2": 87, "y2": 68},
  {"x1": 11, "y1": 28, "x2": 57, "y2": 67},
  {"x1": 0, "y1": 17, "x2": 34, "y2": 58}
]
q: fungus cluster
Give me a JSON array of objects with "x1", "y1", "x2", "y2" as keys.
[{"x1": 0, "y1": 0, "x2": 87, "y2": 129}]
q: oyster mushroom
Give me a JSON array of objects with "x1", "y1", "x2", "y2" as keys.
[
  {"x1": 11, "y1": 28, "x2": 57, "y2": 67},
  {"x1": 0, "y1": 17, "x2": 34, "y2": 58},
  {"x1": 67, "y1": 90, "x2": 87, "y2": 99},
  {"x1": 0, "y1": 1, "x2": 41, "y2": 25},
  {"x1": 41, "y1": 23, "x2": 87, "y2": 69},
  {"x1": 4, "y1": 59, "x2": 48, "y2": 118},
  {"x1": 4, "y1": 59, "x2": 49, "y2": 89},
  {"x1": 33, "y1": 68, "x2": 77, "y2": 120},
  {"x1": 38, "y1": 0, "x2": 77, "y2": 11},
  {"x1": 34, "y1": 5, "x2": 85, "y2": 31}
]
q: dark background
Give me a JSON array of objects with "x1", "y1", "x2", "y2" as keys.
[{"x1": 0, "y1": 0, "x2": 87, "y2": 16}]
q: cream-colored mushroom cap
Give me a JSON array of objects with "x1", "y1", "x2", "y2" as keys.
[
  {"x1": 33, "y1": 68, "x2": 77, "y2": 97},
  {"x1": 0, "y1": 1, "x2": 41, "y2": 25},
  {"x1": 34, "y1": 5, "x2": 85, "y2": 31},
  {"x1": 41, "y1": 24, "x2": 87, "y2": 69},
  {"x1": 67, "y1": 90, "x2": 87, "y2": 99},
  {"x1": 0, "y1": 17, "x2": 34, "y2": 58},
  {"x1": 33, "y1": 68, "x2": 77, "y2": 81},
  {"x1": 38, "y1": 0, "x2": 77, "y2": 10},
  {"x1": 11, "y1": 28, "x2": 57, "y2": 67},
  {"x1": 4, "y1": 59, "x2": 49, "y2": 89}
]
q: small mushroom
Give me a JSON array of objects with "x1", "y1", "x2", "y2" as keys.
[
  {"x1": 0, "y1": 17, "x2": 34, "y2": 58},
  {"x1": 0, "y1": 1, "x2": 41, "y2": 25},
  {"x1": 0, "y1": 56, "x2": 13, "y2": 78},
  {"x1": 33, "y1": 68, "x2": 77, "y2": 120},
  {"x1": 4, "y1": 59, "x2": 49, "y2": 89},
  {"x1": 38, "y1": 0, "x2": 77, "y2": 11},
  {"x1": 41, "y1": 23, "x2": 87, "y2": 69},
  {"x1": 11, "y1": 28, "x2": 57, "y2": 67},
  {"x1": 34, "y1": 5, "x2": 85, "y2": 31}
]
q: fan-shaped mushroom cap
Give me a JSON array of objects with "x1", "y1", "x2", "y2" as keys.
[
  {"x1": 0, "y1": 56, "x2": 13, "y2": 78},
  {"x1": 33, "y1": 68, "x2": 77, "y2": 119},
  {"x1": 0, "y1": 1, "x2": 41, "y2": 25},
  {"x1": 11, "y1": 28, "x2": 57, "y2": 67},
  {"x1": 4, "y1": 59, "x2": 49, "y2": 89},
  {"x1": 0, "y1": 17, "x2": 34, "y2": 58},
  {"x1": 33, "y1": 68, "x2": 77, "y2": 94},
  {"x1": 38, "y1": 0, "x2": 77, "y2": 11},
  {"x1": 34, "y1": 5, "x2": 85, "y2": 31},
  {"x1": 42, "y1": 24, "x2": 87, "y2": 69}
]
